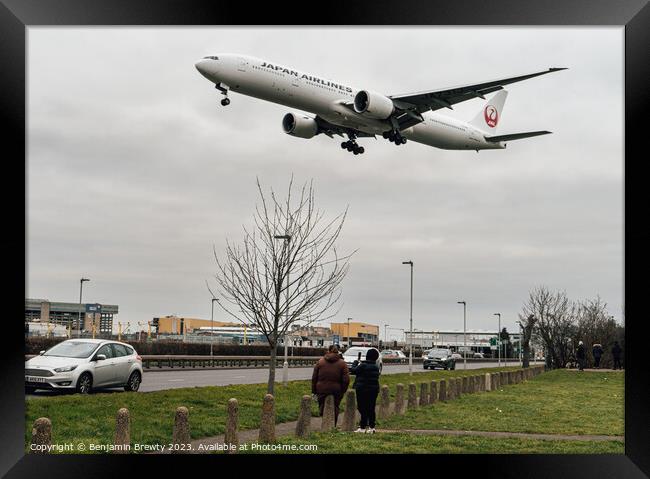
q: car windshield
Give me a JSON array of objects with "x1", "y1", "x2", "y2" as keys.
[
  {"x1": 344, "y1": 347, "x2": 369, "y2": 357},
  {"x1": 428, "y1": 349, "x2": 450, "y2": 357},
  {"x1": 43, "y1": 341, "x2": 100, "y2": 358}
]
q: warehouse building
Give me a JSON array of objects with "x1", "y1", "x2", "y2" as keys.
[
  {"x1": 25, "y1": 298, "x2": 118, "y2": 334},
  {"x1": 330, "y1": 321, "x2": 379, "y2": 347}
]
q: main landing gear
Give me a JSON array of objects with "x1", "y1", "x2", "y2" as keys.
[
  {"x1": 383, "y1": 130, "x2": 407, "y2": 145},
  {"x1": 341, "y1": 140, "x2": 365, "y2": 155}
]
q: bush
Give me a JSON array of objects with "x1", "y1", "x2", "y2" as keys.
[{"x1": 25, "y1": 337, "x2": 326, "y2": 357}]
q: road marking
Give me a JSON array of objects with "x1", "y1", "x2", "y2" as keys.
[
  {"x1": 232, "y1": 375, "x2": 247, "y2": 378},
  {"x1": 168, "y1": 379, "x2": 185, "y2": 382}
]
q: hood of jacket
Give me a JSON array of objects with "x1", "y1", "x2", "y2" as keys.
[{"x1": 324, "y1": 352, "x2": 341, "y2": 362}]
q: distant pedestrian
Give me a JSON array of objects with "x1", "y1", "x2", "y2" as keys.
[
  {"x1": 576, "y1": 341, "x2": 586, "y2": 371},
  {"x1": 612, "y1": 341, "x2": 623, "y2": 370},
  {"x1": 311, "y1": 345, "x2": 350, "y2": 426},
  {"x1": 350, "y1": 348, "x2": 381, "y2": 434},
  {"x1": 592, "y1": 343, "x2": 603, "y2": 368}
]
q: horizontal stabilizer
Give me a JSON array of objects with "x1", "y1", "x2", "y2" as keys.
[{"x1": 485, "y1": 130, "x2": 551, "y2": 142}]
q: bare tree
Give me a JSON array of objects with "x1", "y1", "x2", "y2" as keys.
[
  {"x1": 575, "y1": 296, "x2": 618, "y2": 368},
  {"x1": 210, "y1": 178, "x2": 354, "y2": 394},
  {"x1": 526, "y1": 286, "x2": 578, "y2": 369}
]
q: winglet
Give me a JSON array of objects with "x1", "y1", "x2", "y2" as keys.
[{"x1": 549, "y1": 67, "x2": 569, "y2": 72}]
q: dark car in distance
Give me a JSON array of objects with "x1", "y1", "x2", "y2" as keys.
[{"x1": 423, "y1": 348, "x2": 456, "y2": 370}]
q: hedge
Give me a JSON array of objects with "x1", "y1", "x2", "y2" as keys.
[{"x1": 25, "y1": 337, "x2": 327, "y2": 357}]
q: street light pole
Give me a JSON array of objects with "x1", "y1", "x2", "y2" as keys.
[
  {"x1": 210, "y1": 298, "x2": 218, "y2": 357},
  {"x1": 516, "y1": 321, "x2": 523, "y2": 367},
  {"x1": 78, "y1": 278, "x2": 90, "y2": 338},
  {"x1": 494, "y1": 313, "x2": 501, "y2": 367},
  {"x1": 402, "y1": 261, "x2": 414, "y2": 375},
  {"x1": 274, "y1": 234, "x2": 291, "y2": 386},
  {"x1": 347, "y1": 317, "x2": 352, "y2": 349},
  {"x1": 458, "y1": 301, "x2": 467, "y2": 370},
  {"x1": 384, "y1": 323, "x2": 389, "y2": 350}
]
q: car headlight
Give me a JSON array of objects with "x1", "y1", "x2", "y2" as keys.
[{"x1": 54, "y1": 365, "x2": 78, "y2": 373}]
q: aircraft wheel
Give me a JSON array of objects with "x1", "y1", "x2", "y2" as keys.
[
  {"x1": 358, "y1": 147, "x2": 365, "y2": 154},
  {"x1": 221, "y1": 98, "x2": 230, "y2": 106},
  {"x1": 341, "y1": 141, "x2": 348, "y2": 149},
  {"x1": 401, "y1": 137, "x2": 407, "y2": 144},
  {"x1": 353, "y1": 149, "x2": 359, "y2": 155}
]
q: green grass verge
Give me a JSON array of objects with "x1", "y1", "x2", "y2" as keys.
[
  {"x1": 381, "y1": 369, "x2": 624, "y2": 436},
  {"x1": 236, "y1": 431, "x2": 624, "y2": 454},
  {"x1": 25, "y1": 366, "x2": 515, "y2": 452}
]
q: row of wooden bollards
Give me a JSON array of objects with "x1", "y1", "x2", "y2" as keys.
[{"x1": 29, "y1": 365, "x2": 545, "y2": 453}]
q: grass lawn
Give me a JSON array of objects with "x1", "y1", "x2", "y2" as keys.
[
  {"x1": 238, "y1": 431, "x2": 624, "y2": 454},
  {"x1": 381, "y1": 369, "x2": 624, "y2": 436},
  {"x1": 25, "y1": 366, "x2": 514, "y2": 452}
]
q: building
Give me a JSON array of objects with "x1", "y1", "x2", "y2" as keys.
[
  {"x1": 25, "y1": 298, "x2": 118, "y2": 334},
  {"x1": 391, "y1": 329, "x2": 523, "y2": 356},
  {"x1": 330, "y1": 321, "x2": 379, "y2": 347},
  {"x1": 153, "y1": 315, "x2": 240, "y2": 335},
  {"x1": 287, "y1": 325, "x2": 334, "y2": 347}
]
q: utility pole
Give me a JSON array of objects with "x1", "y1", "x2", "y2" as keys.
[
  {"x1": 402, "y1": 260, "x2": 414, "y2": 375},
  {"x1": 78, "y1": 277, "x2": 90, "y2": 338},
  {"x1": 347, "y1": 317, "x2": 353, "y2": 349},
  {"x1": 458, "y1": 301, "x2": 467, "y2": 370},
  {"x1": 494, "y1": 313, "x2": 501, "y2": 367}
]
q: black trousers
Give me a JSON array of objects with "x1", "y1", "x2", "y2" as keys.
[
  {"x1": 356, "y1": 388, "x2": 379, "y2": 428},
  {"x1": 317, "y1": 393, "x2": 343, "y2": 425},
  {"x1": 594, "y1": 356, "x2": 601, "y2": 368},
  {"x1": 613, "y1": 357, "x2": 622, "y2": 369}
]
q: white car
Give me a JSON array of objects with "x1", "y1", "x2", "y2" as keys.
[
  {"x1": 342, "y1": 347, "x2": 383, "y2": 373},
  {"x1": 25, "y1": 339, "x2": 143, "y2": 394}
]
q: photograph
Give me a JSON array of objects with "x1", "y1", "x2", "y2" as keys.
[{"x1": 23, "y1": 26, "x2": 625, "y2": 457}]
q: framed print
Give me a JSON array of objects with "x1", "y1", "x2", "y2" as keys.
[{"x1": 2, "y1": 0, "x2": 648, "y2": 477}]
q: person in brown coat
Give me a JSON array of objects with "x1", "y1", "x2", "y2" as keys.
[{"x1": 311, "y1": 345, "x2": 350, "y2": 426}]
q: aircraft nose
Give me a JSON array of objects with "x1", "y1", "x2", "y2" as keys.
[{"x1": 195, "y1": 59, "x2": 209, "y2": 75}]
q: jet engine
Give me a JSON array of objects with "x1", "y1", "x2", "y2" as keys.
[
  {"x1": 353, "y1": 90, "x2": 395, "y2": 119},
  {"x1": 282, "y1": 113, "x2": 318, "y2": 139}
]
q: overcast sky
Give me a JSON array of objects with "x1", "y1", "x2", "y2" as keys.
[{"x1": 27, "y1": 27, "x2": 623, "y2": 338}]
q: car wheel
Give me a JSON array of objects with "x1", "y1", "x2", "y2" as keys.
[
  {"x1": 124, "y1": 371, "x2": 141, "y2": 392},
  {"x1": 76, "y1": 372, "x2": 93, "y2": 394},
  {"x1": 25, "y1": 386, "x2": 36, "y2": 395}
]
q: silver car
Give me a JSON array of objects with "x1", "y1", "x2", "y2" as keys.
[
  {"x1": 25, "y1": 339, "x2": 143, "y2": 394},
  {"x1": 342, "y1": 347, "x2": 383, "y2": 373}
]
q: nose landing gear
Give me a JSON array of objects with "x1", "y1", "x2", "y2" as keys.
[
  {"x1": 382, "y1": 130, "x2": 407, "y2": 145},
  {"x1": 215, "y1": 82, "x2": 230, "y2": 107}
]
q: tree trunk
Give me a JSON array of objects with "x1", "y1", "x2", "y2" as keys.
[
  {"x1": 522, "y1": 344, "x2": 530, "y2": 368},
  {"x1": 267, "y1": 342, "x2": 277, "y2": 395}
]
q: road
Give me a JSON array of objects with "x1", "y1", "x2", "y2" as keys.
[{"x1": 27, "y1": 361, "x2": 518, "y2": 397}]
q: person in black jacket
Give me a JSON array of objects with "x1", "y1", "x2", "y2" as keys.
[
  {"x1": 612, "y1": 341, "x2": 623, "y2": 370},
  {"x1": 592, "y1": 343, "x2": 603, "y2": 368},
  {"x1": 350, "y1": 348, "x2": 381, "y2": 433},
  {"x1": 576, "y1": 341, "x2": 586, "y2": 371}
]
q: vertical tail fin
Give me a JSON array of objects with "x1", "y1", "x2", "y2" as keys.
[{"x1": 469, "y1": 90, "x2": 508, "y2": 133}]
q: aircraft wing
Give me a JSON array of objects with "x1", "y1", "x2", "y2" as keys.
[
  {"x1": 314, "y1": 115, "x2": 375, "y2": 139},
  {"x1": 389, "y1": 68, "x2": 567, "y2": 114}
]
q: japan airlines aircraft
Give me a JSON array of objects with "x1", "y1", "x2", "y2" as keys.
[{"x1": 195, "y1": 54, "x2": 566, "y2": 155}]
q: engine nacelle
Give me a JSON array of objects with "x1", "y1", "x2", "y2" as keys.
[
  {"x1": 282, "y1": 113, "x2": 318, "y2": 139},
  {"x1": 353, "y1": 90, "x2": 395, "y2": 119}
]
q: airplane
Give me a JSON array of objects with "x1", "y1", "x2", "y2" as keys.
[{"x1": 195, "y1": 54, "x2": 566, "y2": 155}]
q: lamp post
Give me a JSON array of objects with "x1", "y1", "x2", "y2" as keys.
[
  {"x1": 402, "y1": 260, "x2": 414, "y2": 375},
  {"x1": 210, "y1": 298, "x2": 218, "y2": 357},
  {"x1": 516, "y1": 320, "x2": 523, "y2": 367},
  {"x1": 457, "y1": 301, "x2": 467, "y2": 370},
  {"x1": 384, "y1": 323, "x2": 389, "y2": 350},
  {"x1": 78, "y1": 278, "x2": 90, "y2": 338},
  {"x1": 494, "y1": 313, "x2": 501, "y2": 367},
  {"x1": 274, "y1": 234, "x2": 291, "y2": 386},
  {"x1": 347, "y1": 317, "x2": 353, "y2": 349}
]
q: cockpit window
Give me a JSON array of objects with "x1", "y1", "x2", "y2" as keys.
[{"x1": 203, "y1": 56, "x2": 219, "y2": 60}]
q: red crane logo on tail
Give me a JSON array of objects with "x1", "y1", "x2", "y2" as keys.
[{"x1": 484, "y1": 105, "x2": 498, "y2": 128}]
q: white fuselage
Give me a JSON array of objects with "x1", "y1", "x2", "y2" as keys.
[{"x1": 195, "y1": 54, "x2": 504, "y2": 151}]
